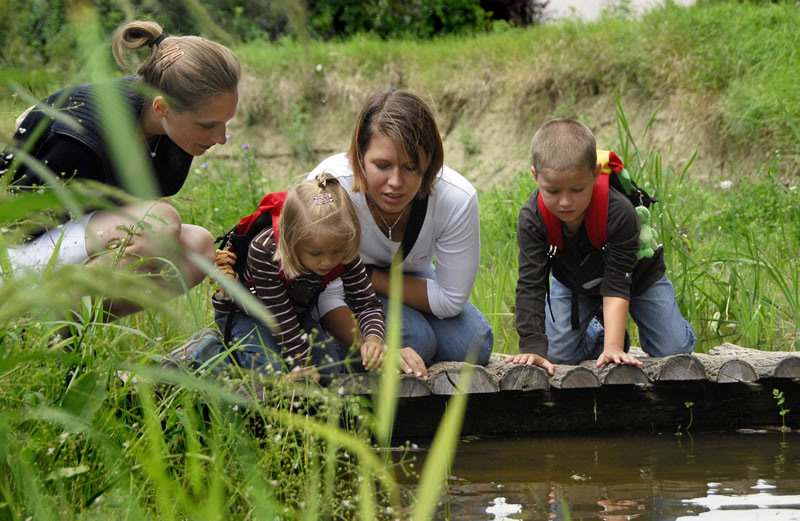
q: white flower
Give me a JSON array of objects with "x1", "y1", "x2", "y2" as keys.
[
  {"x1": 47, "y1": 447, "x2": 55, "y2": 455},
  {"x1": 274, "y1": 433, "x2": 282, "y2": 442},
  {"x1": 18, "y1": 127, "x2": 27, "y2": 134},
  {"x1": 719, "y1": 180, "x2": 733, "y2": 190},
  {"x1": 315, "y1": 63, "x2": 323, "y2": 72}
]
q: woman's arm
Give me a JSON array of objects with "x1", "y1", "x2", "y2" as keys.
[{"x1": 396, "y1": 188, "x2": 481, "y2": 318}]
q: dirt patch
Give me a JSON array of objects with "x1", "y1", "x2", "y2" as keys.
[{"x1": 220, "y1": 79, "x2": 740, "y2": 192}]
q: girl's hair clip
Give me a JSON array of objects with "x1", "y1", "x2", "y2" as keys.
[{"x1": 314, "y1": 193, "x2": 334, "y2": 205}]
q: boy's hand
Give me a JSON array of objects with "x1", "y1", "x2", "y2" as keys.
[
  {"x1": 361, "y1": 336, "x2": 385, "y2": 371},
  {"x1": 504, "y1": 353, "x2": 555, "y2": 376},
  {"x1": 399, "y1": 347, "x2": 428, "y2": 379},
  {"x1": 596, "y1": 349, "x2": 643, "y2": 368}
]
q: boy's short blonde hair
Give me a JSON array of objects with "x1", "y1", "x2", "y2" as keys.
[
  {"x1": 274, "y1": 172, "x2": 361, "y2": 279},
  {"x1": 531, "y1": 119, "x2": 597, "y2": 175}
]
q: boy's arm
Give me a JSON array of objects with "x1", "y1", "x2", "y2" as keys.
[
  {"x1": 515, "y1": 196, "x2": 550, "y2": 358},
  {"x1": 596, "y1": 296, "x2": 642, "y2": 367}
]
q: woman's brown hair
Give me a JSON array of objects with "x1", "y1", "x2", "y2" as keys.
[
  {"x1": 112, "y1": 20, "x2": 240, "y2": 112},
  {"x1": 347, "y1": 90, "x2": 444, "y2": 198}
]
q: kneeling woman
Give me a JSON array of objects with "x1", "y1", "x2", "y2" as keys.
[
  {"x1": 309, "y1": 90, "x2": 494, "y2": 377},
  {"x1": 1, "y1": 20, "x2": 240, "y2": 319}
]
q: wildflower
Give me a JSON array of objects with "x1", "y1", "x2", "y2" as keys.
[
  {"x1": 315, "y1": 63, "x2": 323, "y2": 72},
  {"x1": 232, "y1": 405, "x2": 239, "y2": 411},
  {"x1": 719, "y1": 180, "x2": 733, "y2": 190},
  {"x1": 274, "y1": 433, "x2": 282, "y2": 442},
  {"x1": 122, "y1": 441, "x2": 130, "y2": 449},
  {"x1": 226, "y1": 134, "x2": 231, "y2": 140},
  {"x1": 18, "y1": 127, "x2": 26, "y2": 134},
  {"x1": 200, "y1": 162, "x2": 209, "y2": 169},
  {"x1": 47, "y1": 447, "x2": 55, "y2": 455},
  {"x1": 242, "y1": 143, "x2": 251, "y2": 150},
  {"x1": 342, "y1": 499, "x2": 351, "y2": 508}
]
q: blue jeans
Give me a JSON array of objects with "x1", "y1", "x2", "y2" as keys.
[
  {"x1": 379, "y1": 295, "x2": 493, "y2": 366},
  {"x1": 211, "y1": 310, "x2": 345, "y2": 380},
  {"x1": 544, "y1": 275, "x2": 696, "y2": 365}
]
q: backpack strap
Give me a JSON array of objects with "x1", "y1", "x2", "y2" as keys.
[
  {"x1": 537, "y1": 191, "x2": 563, "y2": 258},
  {"x1": 401, "y1": 196, "x2": 428, "y2": 260},
  {"x1": 584, "y1": 173, "x2": 610, "y2": 250}
]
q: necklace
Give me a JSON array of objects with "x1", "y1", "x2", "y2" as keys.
[
  {"x1": 145, "y1": 136, "x2": 162, "y2": 158},
  {"x1": 372, "y1": 203, "x2": 408, "y2": 241}
]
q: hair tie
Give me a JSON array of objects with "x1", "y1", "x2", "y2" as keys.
[
  {"x1": 314, "y1": 193, "x2": 334, "y2": 206},
  {"x1": 149, "y1": 33, "x2": 168, "y2": 47}
]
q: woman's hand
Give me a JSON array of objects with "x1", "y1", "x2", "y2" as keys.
[
  {"x1": 399, "y1": 347, "x2": 428, "y2": 379},
  {"x1": 361, "y1": 336, "x2": 385, "y2": 371}
]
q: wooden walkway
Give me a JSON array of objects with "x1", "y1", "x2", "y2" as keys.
[{"x1": 330, "y1": 343, "x2": 800, "y2": 439}]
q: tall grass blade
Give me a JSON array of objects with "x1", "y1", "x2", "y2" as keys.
[
  {"x1": 411, "y1": 362, "x2": 473, "y2": 521},
  {"x1": 374, "y1": 250, "x2": 403, "y2": 447}
]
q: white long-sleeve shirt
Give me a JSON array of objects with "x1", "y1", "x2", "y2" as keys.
[{"x1": 309, "y1": 153, "x2": 481, "y2": 319}]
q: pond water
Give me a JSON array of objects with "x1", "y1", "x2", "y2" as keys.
[{"x1": 410, "y1": 430, "x2": 800, "y2": 520}]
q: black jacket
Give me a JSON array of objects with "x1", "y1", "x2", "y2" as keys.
[
  {"x1": 515, "y1": 188, "x2": 666, "y2": 356},
  {"x1": 2, "y1": 76, "x2": 192, "y2": 199}
]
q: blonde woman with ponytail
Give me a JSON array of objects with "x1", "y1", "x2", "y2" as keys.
[{"x1": 2, "y1": 20, "x2": 240, "y2": 320}]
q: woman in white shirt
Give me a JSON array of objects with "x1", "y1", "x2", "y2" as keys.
[{"x1": 310, "y1": 90, "x2": 493, "y2": 378}]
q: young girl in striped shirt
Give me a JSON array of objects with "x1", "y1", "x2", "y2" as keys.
[{"x1": 211, "y1": 173, "x2": 386, "y2": 381}]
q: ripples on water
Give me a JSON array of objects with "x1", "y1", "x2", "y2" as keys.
[{"x1": 406, "y1": 431, "x2": 800, "y2": 520}]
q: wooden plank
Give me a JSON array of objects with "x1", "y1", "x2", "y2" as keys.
[
  {"x1": 428, "y1": 362, "x2": 499, "y2": 395},
  {"x1": 628, "y1": 348, "x2": 706, "y2": 381},
  {"x1": 391, "y1": 380, "x2": 800, "y2": 439},
  {"x1": 484, "y1": 354, "x2": 550, "y2": 391},
  {"x1": 499, "y1": 365, "x2": 551, "y2": 391},
  {"x1": 692, "y1": 353, "x2": 758, "y2": 383},
  {"x1": 709, "y1": 343, "x2": 800, "y2": 379},
  {"x1": 550, "y1": 365, "x2": 600, "y2": 388},
  {"x1": 330, "y1": 373, "x2": 431, "y2": 397}
]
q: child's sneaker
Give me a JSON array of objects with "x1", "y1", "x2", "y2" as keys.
[{"x1": 161, "y1": 328, "x2": 225, "y2": 372}]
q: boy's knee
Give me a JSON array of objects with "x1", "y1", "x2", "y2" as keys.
[{"x1": 643, "y1": 320, "x2": 697, "y2": 357}]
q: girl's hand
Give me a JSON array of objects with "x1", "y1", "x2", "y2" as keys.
[
  {"x1": 399, "y1": 347, "x2": 428, "y2": 379},
  {"x1": 280, "y1": 365, "x2": 321, "y2": 384},
  {"x1": 504, "y1": 353, "x2": 555, "y2": 376},
  {"x1": 361, "y1": 336, "x2": 385, "y2": 371}
]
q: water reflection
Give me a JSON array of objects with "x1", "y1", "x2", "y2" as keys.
[{"x1": 410, "y1": 431, "x2": 800, "y2": 520}]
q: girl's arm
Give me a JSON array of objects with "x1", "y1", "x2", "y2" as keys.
[{"x1": 340, "y1": 258, "x2": 385, "y2": 343}]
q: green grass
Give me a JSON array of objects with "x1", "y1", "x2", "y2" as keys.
[{"x1": 2, "y1": 1, "x2": 800, "y2": 518}]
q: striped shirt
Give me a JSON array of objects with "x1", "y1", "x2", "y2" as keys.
[{"x1": 213, "y1": 227, "x2": 385, "y2": 364}]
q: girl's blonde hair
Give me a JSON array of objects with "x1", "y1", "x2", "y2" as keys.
[
  {"x1": 275, "y1": 173, "x2": 361, "y2": 279},
  {"x1": 112, "y1": 20, "x2": 240, "y2": 112}
]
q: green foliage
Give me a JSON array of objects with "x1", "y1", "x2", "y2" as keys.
[
  {"x1": 773, "y1": 388, "x2": 790, "y2": 432},
  {"x1": 307, "y1": 0, "x2": 491, "y2": 40}
]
